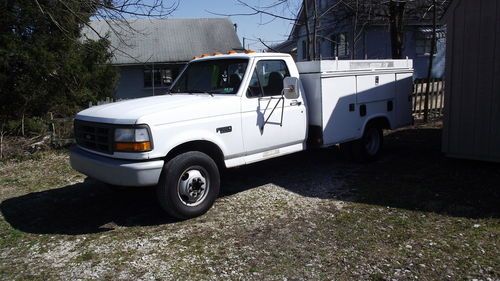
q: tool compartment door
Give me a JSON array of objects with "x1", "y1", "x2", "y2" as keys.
[
  {"x1": 356, "y1": 74, "x2": 396, "y2": 129},
  {"x1": 356, "y1": 74, "x2": 396, "y2": 104},
  {"x1": 321, "y1": 75, "x2": 359, "y2": 145}
]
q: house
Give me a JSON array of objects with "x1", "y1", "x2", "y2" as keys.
[
  {"x1": 442, "y1": 0, "x2": 500, "y2": 163},
  {"x1": 275, "y1": 0, "x2": 448, "y2": 78},
  {"x1": 83, "y1": 19, "x2": 242, "y2": 99},
  {"x1": 272, "y1": 39, "x2": 298, "y2": 60}
]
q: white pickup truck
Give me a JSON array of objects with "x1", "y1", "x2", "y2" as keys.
[{"x1": 70, "y1": 52, "x2": 413, "y2": 219}]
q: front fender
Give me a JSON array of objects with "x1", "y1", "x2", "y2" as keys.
[{"x1": 146, "y1": 119, "x2": 238, "y2": 158}]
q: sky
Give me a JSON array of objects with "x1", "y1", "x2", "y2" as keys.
[{"x1": 167, "y1": 0, "x2": 300, "y2": 50}]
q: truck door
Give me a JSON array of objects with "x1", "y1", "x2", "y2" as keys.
[{"x1": 241, "y1": 59, "x2": 307, "y2": 162}]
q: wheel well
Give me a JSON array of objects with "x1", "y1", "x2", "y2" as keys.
[
  {"x1": 165, "y1": 141, "x2": 226, "y2": 169},
  {"x1": 365, "y1": 116, "x2": 391, "y2": 131}
]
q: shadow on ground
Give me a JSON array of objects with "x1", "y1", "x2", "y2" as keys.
[
  {"x1": 1, "y1": 126, "x2": 499, "y2": 235},
  {"x1": 0, "y1": 179, "x2": 177, "y2": 235}
]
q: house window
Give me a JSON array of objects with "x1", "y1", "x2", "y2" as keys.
[
  {"x1": 330, "y1": 35, "x2": 335, "y2": 57},
  {"x1": 317, "y1": 38, "x2": 322, "y2": 59},
  {"x1": 161, "y1": 69, "x2": 173, "y2": 85},
  {"x1": 318, "y1": 0, "x2": 327, "y2": 10},
  {"x1": 302, "y1": 40, "x2": 307, "y2": 60},
  {"x1": 416, "y1": 33, "x2": 437, "y2": 56},
  {"x1": 331, "y1": 33, "x2": 349, "y2": 58},
  {"x1": 144, "y1": 68, "x2": 174, "y2": 88}
]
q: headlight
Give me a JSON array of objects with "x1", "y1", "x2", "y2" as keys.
[
  {"x1": 114, "y1": 127, "x2": 152, "y2": 152},
  {"x1": 114, "y1": 128, "x2": 135, "y2": 142}
]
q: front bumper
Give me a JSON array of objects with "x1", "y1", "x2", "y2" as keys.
[{"x1": 70, "y1": 146, "x2": 164, "y2": 186}]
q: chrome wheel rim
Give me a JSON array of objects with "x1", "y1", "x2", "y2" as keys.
[
  {"x1": 177, "y1": 167, "x2": 209, "y2": 207},
  {"x1": 365, "y1": 128, "x2": 380, "y2": 156}
]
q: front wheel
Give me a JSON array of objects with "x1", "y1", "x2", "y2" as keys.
[{"x1": 157, "y1": 151, "x2": 220, "y2": 219}]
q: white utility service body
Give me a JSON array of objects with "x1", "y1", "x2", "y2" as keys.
[
  {"x1": 297, "y1": 59, "x2": 414, "y2": 146},
  {"x1": 70, "y1": 52, "x2": 413, "y2": 218}
]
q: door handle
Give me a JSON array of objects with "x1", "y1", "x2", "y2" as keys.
[{"x1": 289, "y1": 100, "x2": 302, "y2": 106}]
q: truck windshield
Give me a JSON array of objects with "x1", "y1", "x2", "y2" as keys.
[{"x1": 170, "y1": 59, "x2": 248, "y2": 95}]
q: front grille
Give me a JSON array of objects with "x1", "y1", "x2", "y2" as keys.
[{"x1": 74, "y1": 120, "x2": 113, "y2": 154}]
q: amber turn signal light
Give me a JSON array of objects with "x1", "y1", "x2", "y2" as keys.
[{"x1": 115, "y1": 141, "x2": 152, "y2": 152}]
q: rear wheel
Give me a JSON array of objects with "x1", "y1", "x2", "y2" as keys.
[
  {"x1": 157, "y1": 151, "x2": 220, "y2": 219},
  {"x1": 351, "y1": 125, "x2": 383, "y2": 162}
]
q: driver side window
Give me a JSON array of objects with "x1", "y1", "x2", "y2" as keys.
[{"x1": 247, "y1": 60, "x2": 290, "y2": 98}]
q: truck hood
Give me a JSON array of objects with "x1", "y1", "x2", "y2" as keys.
[{"x1": 76, "y1": 94, "x2": 240, "y2": 125}]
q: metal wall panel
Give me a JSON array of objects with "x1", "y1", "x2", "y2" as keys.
[
  {"x1": 458, "y1": 0, "x2": 481, "y2": 156},
  {"x1": 474, "y1": 0, "x2": 497, "y2": 158},
  {"x1": 489, "y1": 0, "x2": 500, "y2": 161},
  {"x1": 443, "y1": 0, "x2": 500, "y2": 162}
]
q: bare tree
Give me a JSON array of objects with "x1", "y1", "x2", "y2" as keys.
[
  {"x1": 208, "y1": 0, "x2": 347, "y2": 60},
  {"x1": 34, "y1": 0, "x2": 179, "y2": 61},
  {"x1": 388, "y1": 0, "x2": 406, "y2": 59},
  {"x1": 210, "y1": 0, "x2": 448, "y2": 61}
]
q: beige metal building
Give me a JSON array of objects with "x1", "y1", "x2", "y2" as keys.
[{"x1": 442, "y1": 0, "x2": 500, "y2": 162}]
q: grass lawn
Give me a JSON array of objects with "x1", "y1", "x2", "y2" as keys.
[{"x1": 0, "y1": 122, "x2": 499, "y2": 280}]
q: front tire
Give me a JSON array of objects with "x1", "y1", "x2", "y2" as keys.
[{"x1": 157, "y1": 151, "x2": 220, "y2": 219}]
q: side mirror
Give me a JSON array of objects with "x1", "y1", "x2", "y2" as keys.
[{"x1": 283, "y1": 77, "x2": 300, "y2": 99}]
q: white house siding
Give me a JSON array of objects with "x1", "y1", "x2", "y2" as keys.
[
  {"x1": 294, "y1": 25, "x2": 445, "y2": 78},
  {"x1": 287, "y1": 0, "x2": 446, "y2": 78}
]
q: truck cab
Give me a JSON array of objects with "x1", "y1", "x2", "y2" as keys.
[
  {"x1": 70, "y1": 52, "x2": 413, "y2": 219},
  {"x1": 71, "y1": 52, "x2": 308, "y2": 218}
]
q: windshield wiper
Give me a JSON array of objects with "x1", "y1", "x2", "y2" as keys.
[{"x1": 189, "y1": 89, "x2": 216, "y2": 97}]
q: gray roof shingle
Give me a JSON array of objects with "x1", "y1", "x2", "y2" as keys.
[{"x1": 82, "y1": 18, "x2": 242, "y2": 65}]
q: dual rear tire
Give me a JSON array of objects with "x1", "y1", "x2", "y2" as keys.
[{"x1": 340, "y1": 125, "x2": 384, "y2": 162}]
